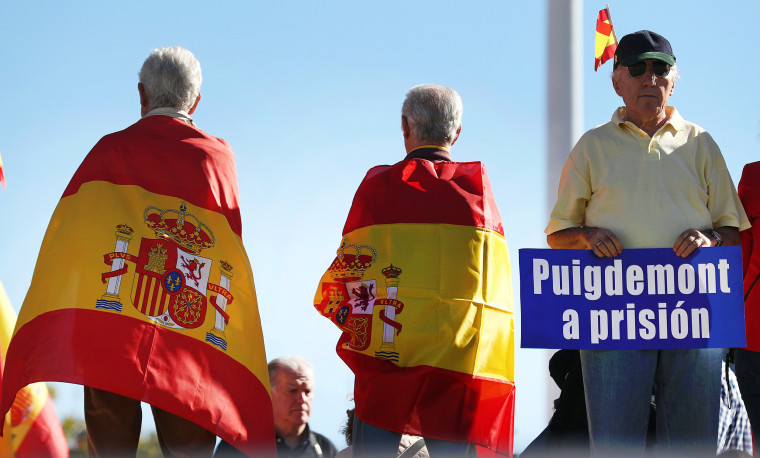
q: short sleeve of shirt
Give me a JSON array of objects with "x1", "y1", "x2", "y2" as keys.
[
  {"x1": 704, "y1": 134, "x2": 750, "y2": 231},
  {"x1": 545, "y1": 145, "x2": 590, "y2": 235}
]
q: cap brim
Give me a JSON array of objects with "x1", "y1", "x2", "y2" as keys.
[{"x1": 620, "y1": 51, "x2": 675, "y2": 67}]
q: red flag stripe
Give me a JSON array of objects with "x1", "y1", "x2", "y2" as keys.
[
  {"x1": 343, "y1": 159, "x2": 504, "y2": 236},
  {"x1": 0, "y1": 309, "x2": 276, "y2": 454},
  {"x1": 597, "y1": 21, "x2": 613, "y2": 35},
  {"x1": 342, "y1": 344, "x2": 515, "y2": 454},
  {"x1": 600, "y1": 46, "x2": 616, "y2": 64},
  {"x1": 60, "y1": 116, "x2": 242, "y2": 236}
]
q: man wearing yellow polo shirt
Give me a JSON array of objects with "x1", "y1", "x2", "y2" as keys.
[{"x1": 546, "y1": 30, "x2": 749, "y2": 456}]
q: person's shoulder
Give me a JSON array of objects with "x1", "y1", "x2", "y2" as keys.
[
  {"x1": 93, "y1": 117, "x2": 167, "y2": 145},
  {"x1": 187, "y1": 122, "x2": 231, "y2": 148},
  {"x1": 669, "y1": 110, "x2": 713, "y2": 140},
  {"x1": 674, "y1": 116, "x2": 725, "y2": 157},
  {"x1": 582, "y1": 119, "x2": 619, "y2": 139},
  {"x1": 366, "y1": 163, "x2": 393, "y2": 178},
  {"x1": 104, "y1": 117, "x2": 231, "y2": 150},
  {"x1": 677, "y1": 118, "x2": 712, "y2": 141},
  {"x1": 670, "y1": 108, "x2": 703, "y2": 131},
  {"x1": 311, "y1": 430, "x2": 339, "y2": 457},
  {"x1": 563, "y1": 122, "x2": 616, "y2": 162},
  {"x1": 311, "y1": 429, "x2": 337, "y2": 446},
  {"x1": 91, "y1": 119, "x2": 141, "y2": 145},
  {"x1": 365, "y1": 159, "x2": 488, "y2": 184},
  {"x1": 569, "y1": 119, "x2": 619, "y2": 151},
  {"x1": 740, "y1": 161, "x2": 760, "y2": 188},
  {"x1": 394, "y1": 157, "x2": 486, "y2": 169},
  {"x1": 742, "y1": 161, "x2": 760, "y2": 175}
]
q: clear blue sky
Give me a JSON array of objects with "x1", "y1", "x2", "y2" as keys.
[{"x1": 1, "y1": 0, "x2": 758, "y2": 453}]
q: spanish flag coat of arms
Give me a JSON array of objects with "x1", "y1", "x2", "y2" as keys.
[
  {"x1": 0, "y1": 116, "x2": 274, "y2": 454},
  {"x1": 315, "y1": 157, "x2": 515, "y2": 455}
]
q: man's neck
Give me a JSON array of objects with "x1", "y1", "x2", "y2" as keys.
[
  {"x1": 404, "y1": 145, "x2": 453, "y2": 162},
  {"x1": 623, "y1": 107, "x2": 670, "y2": 137},
  {"x1": 407, "y1": 144, "x2": 450, "y2": 154},
  {"x1": 404, "y1": 138, "x2": 452, "y2": 155},
  {"x1": 142, "y1": 107, "x2": 195, "y2": 126}
]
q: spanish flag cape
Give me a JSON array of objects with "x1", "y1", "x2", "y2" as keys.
[
  {"x1": 0, "y1": 115, "x2": 274, "y2": 455},
  {"x1": 0, "y1": 280, "x2": 67, "y2": 457},
  {"x1": 314, "y1": 155, "x2": 515, "y2": 455}
]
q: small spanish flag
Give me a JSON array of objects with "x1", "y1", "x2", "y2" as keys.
[
  {"x1": 0, "y1": 280, "x2": 67, "y2": 457},
  {"x1": 0, "y1": 153, "x2": 6, "y2": 190},
  {"x1": 594, "y1": 6, "x2": 617, "y2": 71}
]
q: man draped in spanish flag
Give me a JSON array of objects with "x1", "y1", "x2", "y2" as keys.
[
  {"x1": 315, "y1": 84, "x2": 515, "y2": 456},
  {"x1": 0, "y1": 47, "x2": 274, "y2": 456}
]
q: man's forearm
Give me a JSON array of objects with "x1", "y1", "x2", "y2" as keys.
[
  {"x1": 547, "y1": 227, "x2": 588, "y2": 249},
  {"x1": 714, "y1": 226, "x2": 740, "y2": 247}
]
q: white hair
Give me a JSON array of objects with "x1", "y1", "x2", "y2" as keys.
[
  {"x1": 402, "y1": 84, "x2": 463, "y2": 144},
  {"x1": 268, "y1": 355, "x2": 314, "y2": 390},
  {"x1": 139, "y1": 46, "x2": 202, "y2": 112}
]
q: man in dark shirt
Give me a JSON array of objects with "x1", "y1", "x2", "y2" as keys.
[{"x1": 216, "y1": 356, "x2": 337, "y2": 457}]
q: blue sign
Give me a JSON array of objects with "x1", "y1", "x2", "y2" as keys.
[{"x1": 519, "y1": 247, "x2": 746, "y2": 350}]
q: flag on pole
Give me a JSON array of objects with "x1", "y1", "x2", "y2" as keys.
[
  {"x1": 0, "y1": 280, "x2": 68, "y2": 457},
  {"x1": 0, "y1": 153, "x2": 6, "y2": 190},
  {"x1": 594, "y1": 6, "x2": 617, "y2": 71},
  {"x1": 0, "y1": 116, "x2": 275, "y2": 455},
  {"x1": 315, "y1": 159, "x2": 515, "y2": 455}
]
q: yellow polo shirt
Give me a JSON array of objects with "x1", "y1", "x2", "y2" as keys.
[{"x1": 546, "y1": 107, "x2": 749, "y2": 248}]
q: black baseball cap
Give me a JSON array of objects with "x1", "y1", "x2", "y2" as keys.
[{"x1": 614, "y1": 30, "x2": 676, "y2": 67}]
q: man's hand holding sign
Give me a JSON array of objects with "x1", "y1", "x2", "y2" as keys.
[{"x1": 547, "y1": 226, "x2": 738, "y2": 259}]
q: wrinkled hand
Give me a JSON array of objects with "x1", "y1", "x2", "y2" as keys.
[
  {"x1": 582, "y1": 227, "x2": 623, "y2": 258},
  {"x1": 673, "y1": 228, "x2": 711, "y2": 258}
]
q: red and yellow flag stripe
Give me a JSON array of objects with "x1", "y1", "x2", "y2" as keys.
[
  {"x1": 0, "y1": 280, "x2": 67, "y2": 457},
  {"x1": 316, "y1": 158, "x2": 514, "y2": 454},
  {"x1": 594, "y1": 7, "x2": 617, "y2": 71}
]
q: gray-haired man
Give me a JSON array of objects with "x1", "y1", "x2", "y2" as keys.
[
  {"x1": 546, "y1": 30, "x2": 749, "y2": 456},
  {"x1": 216, "y1": 356, "x2": 337, "y2": 457},
  {"x1": 83, "y1": 46, "x2": 224, "y2": 457}
]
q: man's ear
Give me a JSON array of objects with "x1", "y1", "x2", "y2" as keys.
[
  {"x1": 611, "y1": 74, "x2": 623, "y2": 96},
  {"x1": 188, "y1": 93, "x2": 201, "y2": 115},
  {"x1": 402, "y1": 116, "x2": 411, "y2": 139},
  {"x1": 450, "y1": 124, "x2": 462, "y2": 146},
  {"x1": 138, "y1": 83, "x2": 150, "y2": 110}
]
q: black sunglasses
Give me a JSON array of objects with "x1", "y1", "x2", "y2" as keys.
[{"x1": 625, "y1": 61, "x2": 671, "y2": 78}]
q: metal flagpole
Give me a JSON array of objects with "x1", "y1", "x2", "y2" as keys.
[{"x1": 544, "y1": 0, "x2": 584, "y2": 430}]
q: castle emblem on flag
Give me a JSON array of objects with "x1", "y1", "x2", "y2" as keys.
[
  {"x1": 9, "y1": 385, "x2": 37, "y2": 427},
  {"x1": 96, "y1": 202, "x2": 235, "y2": 351},
  {"x1": 319, "y1": 243, "x2": 405, "y2": 362}
]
